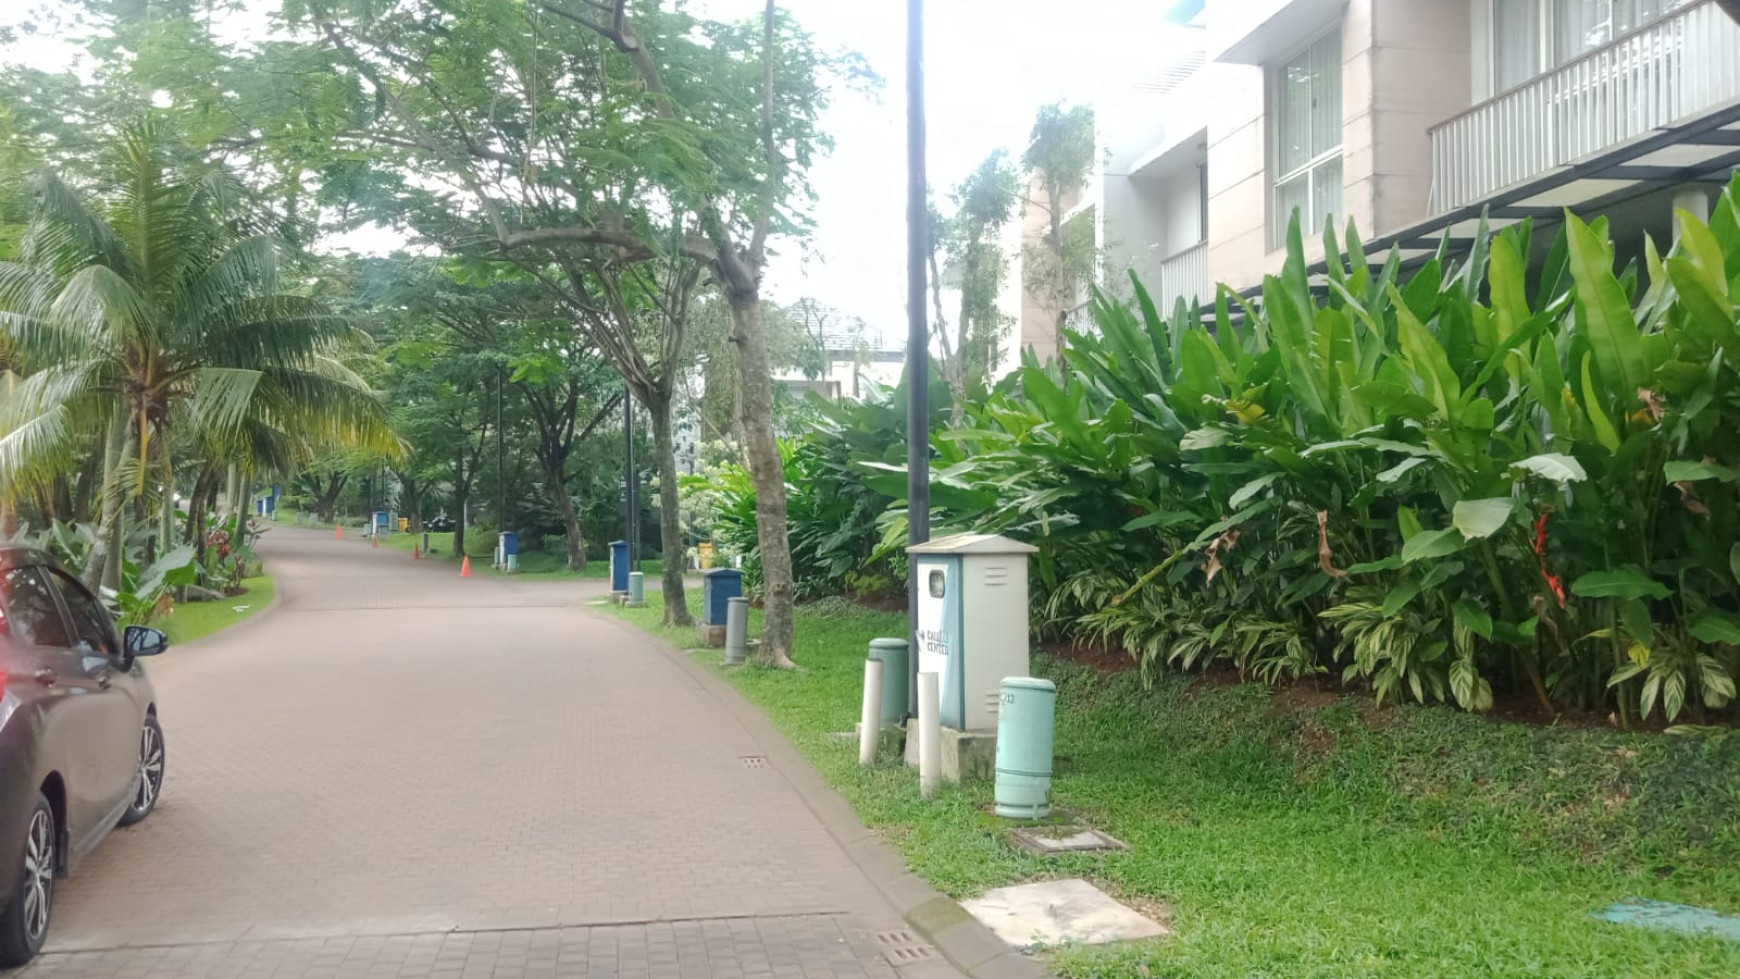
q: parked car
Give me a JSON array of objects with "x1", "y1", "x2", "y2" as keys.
[
  {"x1": 424, "y1": 515, "x2": 456, "y2": 532},
  {"x1": 0, "y1": 546, "x2": 168, "y2": 966}
]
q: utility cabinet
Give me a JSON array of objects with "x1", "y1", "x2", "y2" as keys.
[{"x1": 908, "y1": 533, "x2": 1038, "y2": 732}]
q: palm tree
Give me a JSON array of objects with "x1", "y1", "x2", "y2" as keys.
[{"x1": 0, "y1": 120, "x2": 393, "y2": 586}]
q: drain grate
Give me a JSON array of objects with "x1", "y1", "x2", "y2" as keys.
[
  {"x1": 739, "y1": 755, "x2": 769, "y2": 768},
  {"x1": 875, "y1": 930, "x2": 937, "y2": 964}
]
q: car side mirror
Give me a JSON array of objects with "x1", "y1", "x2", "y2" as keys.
[{"x1": 124, "y1": 626, "x2": 169, "y2": 658}]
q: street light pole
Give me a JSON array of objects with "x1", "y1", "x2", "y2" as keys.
[
  {"x1": 905, "y1": 0, "x2": 930, "y2": 716},
  {"x1": 624, "y1": 385, "x2": 638, "y2": 568}
]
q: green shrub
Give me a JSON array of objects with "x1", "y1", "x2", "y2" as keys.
[{"x1": 699, "y1": 174, "x2": 1740, "y2": 724}]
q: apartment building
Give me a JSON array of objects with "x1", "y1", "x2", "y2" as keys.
[{"x1": 1063, "y1": 0, "x2": 1740, "y2": 360}]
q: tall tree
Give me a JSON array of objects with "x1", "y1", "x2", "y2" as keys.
[
  {"x1": 0, "y1": 121, "x2": 393, "y2": 586},
  {"x1": 1021, "y1": 102, "x2": 1096, "y2": 357},
  {"x1": 929, "y1": 150, "x2": 1017, "y2": 423},
  {"x1": 289, "y1": 0, "x2": 865, "y2": 657}
]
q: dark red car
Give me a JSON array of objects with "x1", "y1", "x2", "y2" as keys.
[{"x1": 0, "y1": 545, "x2": 168, "y2": 966}]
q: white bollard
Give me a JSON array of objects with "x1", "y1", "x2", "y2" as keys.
[
  {"x1": 859, "y1": 658, "x2": 884, "y2": 766},
  {"x1": 918, "y1": 671, "x2": 941, "y2": 799}
]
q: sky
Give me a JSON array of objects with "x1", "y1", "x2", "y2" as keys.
[
  {"x1": 705, "y1": 0, "x2": 1180, "y2": 346},
  {"x1": 6, "y1": 0, "x2": 1187, "y2": 347}
]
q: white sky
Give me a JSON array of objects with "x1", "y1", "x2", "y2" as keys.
[
  {"x1": 701, "y1": 0, "x2": 1178, "y2": 345},
  {"x1": 6, "y1": 1, "x2": 1184, "y2": 345}
]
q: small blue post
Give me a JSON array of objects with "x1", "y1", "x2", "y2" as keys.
[{"x1": 610, "y1": 540, "x2": 629, "y2": 594}]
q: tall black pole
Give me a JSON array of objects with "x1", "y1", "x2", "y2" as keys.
[
  {"x1": 496, "y1": 366, "x2": 506, "y2": 539},
  {"x1": 905, "y1": 0, "x2": 930, "y2": 717},
  {"x1": 624, "y1": 385, "x2": 638, "y2": 567}
]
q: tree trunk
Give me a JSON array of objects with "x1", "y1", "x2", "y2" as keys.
[
  {"x1": 405, "y1": 481, "x2": 424, "y2": 533},
  {"x1": 92, "y1": 405, "x2": 130, "y2": 592},
  {"x1": 726, "y1": 296, "x2": 794, "y2": 666},
  {"x1": 50, "y1": 473, "x2": 73, "y2": 524},
  {"x1": 543, "y1": 460, "x2": 586, "y2": 571},
  {"x1": 649, "y1": 394, "x2": 693, "y2": 627},
  {"x1": 225, "y1": 462, "x2": 240, "y2": 517},
  {"x1": 70, "y1": 447, "x2": 99, "y2": 522}
]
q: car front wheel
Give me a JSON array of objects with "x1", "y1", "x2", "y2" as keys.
[
  {"x1": 119, "y1": 715, "x2": 165, "y2": 827},
  {"x1": 0, "y1": 793, "x2": 56, "y2": 967}
]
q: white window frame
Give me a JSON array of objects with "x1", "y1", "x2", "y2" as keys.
[{"x1": 1269, "y1": 27, "x2": 1343, "y2": 250}]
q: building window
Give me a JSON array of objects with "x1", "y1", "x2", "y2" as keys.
[
  {"x1": 1490, "y1": 0, "x2": 1692, "y2": 93},
  {"x1": 1272, "y1": 31, "x2": 1342, "y2": 249}
]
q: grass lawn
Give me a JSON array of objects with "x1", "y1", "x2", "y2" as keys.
[
  {"x1": 158, "y1": 575, "x2": 275, "y2": 646},
  {"x1": 367, "y1": 529, "x2": 662, "y2": 581},
  {"x1": 603, "y1": 593, "x2": 1740, "y2": 979}
]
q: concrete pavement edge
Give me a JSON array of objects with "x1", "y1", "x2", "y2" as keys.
[{"x1": 583, "y1": 608, "x2": 1052, "y2": 979}]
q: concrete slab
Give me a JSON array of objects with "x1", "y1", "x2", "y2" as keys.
[
  {"x1": 960, "y1": 879, "x2": 1167, "y2": 950},
  {"x1": 1010, "y1": 827, "x2": 1129, "y2": 855}
]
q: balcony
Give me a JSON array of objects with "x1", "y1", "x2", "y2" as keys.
[
  {"x1": 1156, "y1": 241, "x2": 1211, "y2": 312},
  {"x1": 1429, "y1": 0, "x2": 1740, "y2": 214}
]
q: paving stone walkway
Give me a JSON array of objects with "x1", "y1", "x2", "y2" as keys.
[{"x1": 5, "y1": 529, "x2": 962, "y2": 979}]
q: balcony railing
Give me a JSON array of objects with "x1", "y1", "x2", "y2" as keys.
[
  {"x1": 1429, "y1": 0, "x2": 1740, "y2": 214},
  {"x1": 1157, "y1": 241, "x2": 1211, "y2": 312}
]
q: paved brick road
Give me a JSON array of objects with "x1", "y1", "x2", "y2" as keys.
[{"x1": 6, "y1": 530, "x2": 960, "y2": 978}]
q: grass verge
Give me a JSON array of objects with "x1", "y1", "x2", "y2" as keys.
[
  {"x1": 602, "y1": 592, "x2": 1740, "y2": 979},
  {"x1": 159, "y1": 575, "x2": 275, "y2": 646},
  {"x1": 319, "y1": 525, "x2": 662, "y2": 580}
]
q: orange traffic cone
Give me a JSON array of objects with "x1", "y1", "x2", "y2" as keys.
[
  {"x1": 372, "y1": 534, "x2": 379, "y2": 549},
  {"x1": 460, "y1": 555, "x2": 471, "y2": 578},
  {"x1": 413, "y1": 544, "x2": 421, "y2": 560},
  {"x1": 335, "y1": 525, "x2": 343, "y2": 539}
]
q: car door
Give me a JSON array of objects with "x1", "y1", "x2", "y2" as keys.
[
  {"x1": 45, "y1": 569, "x2": 141, "y2": 825},
  {"x1": 0, "y1": 567, "x2": 111, "y2": 848}
]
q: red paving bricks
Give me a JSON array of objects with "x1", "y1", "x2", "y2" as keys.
[{"x1": 5, "y1": 530, "x2": 957, "y2": 978}]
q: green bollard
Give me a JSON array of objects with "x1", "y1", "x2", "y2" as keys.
[
  {"x1": 994, "y1": 677, "x2": 1056, "y2": 819},
  {"x1": 867, "y1": 638, "x2": 910, "y2": 726}
]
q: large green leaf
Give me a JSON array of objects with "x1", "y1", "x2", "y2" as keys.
[
  {"x1": 1452, "y1": 600, "x2": 1493, "y2": 639},
  {"x1": 1228, "y1": 473, "x2": 1281, "y2": 509},
  {"x1": 1566, "y1": 213, "x2": 1645, "y2": 403},
  {"x1": 1376, "y1": 457, "x2": 1428, "y2": 483},
  {"x1": 1663, "y1": 460, "x2": 1739, "y2": 483},
  {"x1": 1452, "y1": 498, "x2": 1513, "y2": 539},
  {"x1": 1570, "y1": 567, "x2": 1670, "y2": 601},
  {"x1": 1402, "y1": 528, "x2": 1465, "y2": 563},
  {"x1": 1579, "y1": 354, "x2": 1621, "y2": 453},
  {"x1": 1689, "y1": 613, "x2": 1740, "y2": 646},
  {"x1": 1666, "y1": 254, "x2": 1738, "y2": 348},
  {"x1": 1511, "y1": 453, "x2": 1587, "y2": 483}
]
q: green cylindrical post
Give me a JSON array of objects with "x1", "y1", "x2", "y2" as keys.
[
  {"x1": 994, "y1": 677, "x2": 1057, "y2": 819},
  {"x1": 867, "y1": 638, "x2": 910, "y2": 726}
]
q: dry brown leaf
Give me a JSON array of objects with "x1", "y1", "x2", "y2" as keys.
[
  {"x1": 1316, "y1": 510, "x2": 1348, "y2": 579},
  {"x1": 1204, "y1": 526, "x2": 1241, "y2": 583},
  {"x1": 1675, "y1": 481, "x2": 1712, "y2": 517}
]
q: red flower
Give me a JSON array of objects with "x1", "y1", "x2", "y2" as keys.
[{"x1": 1533, "y1": 510, "x2": 1565, "y2": 607}]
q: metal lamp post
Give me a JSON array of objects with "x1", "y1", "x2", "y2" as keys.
[{"x1": 905, "y1": 0, "x2": 931, "y2": 716}]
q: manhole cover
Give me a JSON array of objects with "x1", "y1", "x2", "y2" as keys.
[
  {"x1": 1010, "y1": 826, "x2": 1129, "y2": 854},
  {"x1": 962, "y1": 878, "x2": 1168, "y2": 949},
  {"x1": 739, "y1": 755, "x2": 769, "y2": 768},
  {"x1": 875, "y1": 930, "x2": 937, "y2": 963}
]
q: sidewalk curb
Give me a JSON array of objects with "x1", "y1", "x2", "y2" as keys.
[{"x1": 590, "y1": 610, "x2": 1050, "y2": 979}]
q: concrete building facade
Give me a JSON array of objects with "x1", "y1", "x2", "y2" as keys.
[{"x1": 1032, "y1": 0, "x2": 1740, "y2": 362}]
